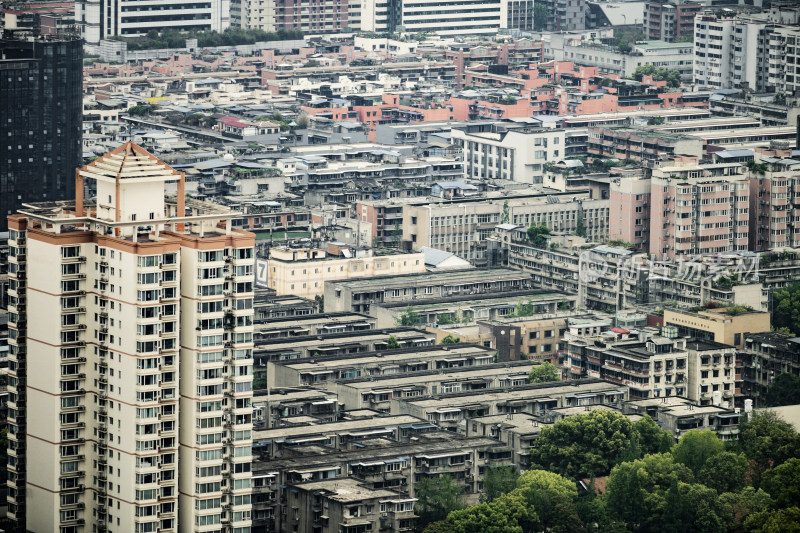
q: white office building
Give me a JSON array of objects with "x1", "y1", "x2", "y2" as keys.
[
  {"x1": 76, "y1": 0, "x2": 230, "y2": 51},
  {"x1": 451, "y1": 123, "x2": 567, "y2": 184},
  {"x1": 360, "y1": 0, "x2": 534, "y2": 37}
]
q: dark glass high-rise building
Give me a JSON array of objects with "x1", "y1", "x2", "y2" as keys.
[{"x1": 0, "y1": 31, "x2": 83, "y2": 231}]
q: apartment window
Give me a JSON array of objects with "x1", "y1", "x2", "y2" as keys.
[
  {"x1": 61, "y1": 246, "x2": 80, "y2": 258},
  {"x1": 137, "y1": 256, "x2": 159, "y2": 268}
]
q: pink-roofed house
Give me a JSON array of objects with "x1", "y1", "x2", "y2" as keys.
[{"x1": 216, "y1": 115, "x2": 280, "y2": 137}]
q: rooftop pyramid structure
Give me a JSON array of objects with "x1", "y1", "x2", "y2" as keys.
[{"x1": 78, "y1": 141, "x2": 181, "y2": 184}]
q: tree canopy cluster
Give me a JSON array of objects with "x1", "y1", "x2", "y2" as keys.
[
  {"x1": 528, "y1": 361, "x2": 560, "y2": 384},
  {"x1": 765, "y1": 373, "x2": 800, "y2": 407},
  {"x1": 420, "y1": 410, "x2": 800, "y2": 533},
  {"x1": 113, "y1": 28, "x2": 304, "y2": 51},
  {"x1": 396, "y1": 306, "x2": 422, "y2": 327},
  {"x1": 633, "y1": 65, "x2": 682, "y2": 88},
  {"x1": 772, "y1": 283, "x2": 800, "y2": 336},
  {"x1": 527, "y1": 223, "x2": 550, "y2": 249}
]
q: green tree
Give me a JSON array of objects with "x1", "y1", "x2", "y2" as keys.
[
  {"x1": 616, "y1": 431, "x2": 643, "y2": 464},
  {"x1": 533, "y1": 3, "x2": 551, "y2": 31},
  {"x1": 718, "y1": 487, "x2": 773, "y2": 533},
  {"x1": 575, "y1": 211, "x2": 587, "y2": 237},
  {"x1": 527, "y1": 223, "x2": 550, "y2": 249},
  {"x1": 575, "y1": 479, "x2": 618, "y2": 531},
  {"x1": 481, "y1": 465, "x2": 519, "y2": 502},
  {"x1": 528, "y1": 361, "x2": 560, "y2": 384},
  {"x1": 606, "y1": 453, "x2": 693, "y2": 531},
  {"x1": 633, "y1": 65, "x2": 682, "y2": 88},
  {"x1": 415, "y1": 475, "x2": 466, "y2": 528},
  {"x1": 295, "y1": 113, "x2": 311, "y2": 129},
  {"x1": 314, "y1": 294, "x2": 324, "y2": 312},
  {"x1": 516, "y1": 469, "x2": 584, "y2": 531},
  {"x1": 672, "y1": 429, "x2": 723, "y2": 475},
  {"x1": 386, "y1": 335, "x2": 400, "y2": 349},
  {"x1": 253, "y1": 370, "x2": 267, "y2": 391},
  {"x1": 745, "y1": 506, "x2": 800, "y2": 533},
  {"x1": 127, "y1": 104, "x2": 155, "y2": 116},
  {"x1": 672, "y1": 482, "x2": 732, "y2": 533},
  {"x1": 738, "y1": 410, "x2": 800, "y2": 484},
  {"x1": 530, "y1": 410, "x2": 636, "y2": 479},
  {"x1": 396, "y1": 306, "x2": 421, "y2": 327},
  {"x1": 392, "y1": 221, "x2": 402, "y2": 247},
  {"x1": 501, "y1": 200, "x2": 510, "y2": 224},
  {"x1": 447, "y1": 492, "x2": 531, "y2": 533},
  {"x1": 697, "y1": 452, "x2": 747, "y2": 494},
  {"x1": 513, "y1": 299, "x2": 534, "y2": 317},
  {"x1": 632, "y1": 415, "x2": 674, "y2": 456},
  {"x1": 516, "y1": 469, "x2": 578, "y2": 501},
  {"x1": 422, "y1": 521, "x2": 456, "y2": 533},
  {"x1": 761, "y1": 457, "x2": 800, "y2": 508},
  {"x1": 765, "y1": 373, "x2": 800, "y2": 407},
  {"x1": 771, "y1": 284, "x2": 800, "y2": 335},
  {"x1": 746, "y1": 159, "x2": 769, "y2": 174},
  {"x1": 437, "y1": 313, "x2": 455, "y2": 325},
  {"x1": 440, "y1": 335, "x2": 461, "y2": 345}
]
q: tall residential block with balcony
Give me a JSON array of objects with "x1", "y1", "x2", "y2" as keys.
[{"x1": 7, "y1": 142, "x2": 254, "y2": 533}]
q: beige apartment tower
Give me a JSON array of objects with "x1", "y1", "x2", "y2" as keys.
[{"x1": 6, "y1": 143, "x2": 254, "y2": 533}]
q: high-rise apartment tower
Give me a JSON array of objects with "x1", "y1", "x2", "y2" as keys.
[{"x1": 6, "y1": 143, "x2": 255, "y2": 532}]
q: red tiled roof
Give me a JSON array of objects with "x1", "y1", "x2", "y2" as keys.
[{"x1": 216, "y1": 115, "x2": 251, "y2": 128}]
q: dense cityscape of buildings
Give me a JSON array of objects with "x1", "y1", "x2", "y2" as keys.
[{"x1": 1, "y1": 0, "x2": 800, "y2": 531}]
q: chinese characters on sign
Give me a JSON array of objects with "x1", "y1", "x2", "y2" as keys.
[{"x1": 579, "y1": 251, "x2": 760, "y2": 285}]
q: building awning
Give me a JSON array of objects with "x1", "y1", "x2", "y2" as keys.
[
  {"x1": 284, "y1": 436, "x2": 327, "y2": 444},
  {"x1": 434, "y1": 407, "x2": 462, "y2": 414},
  {"x1": 345, "y1": 428, "x2": 395, "y2": 437},
  {"x1": 419, "y1": 451, "x2": 465, "y2": 459},
  {"x1": 567, "y1": 393, "x2": 600, "y2": 399},
  {"x1": 350, "y1": 461, "x2": 385, "y2": 467}
]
